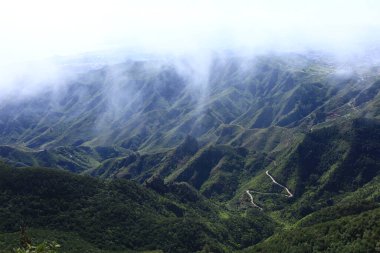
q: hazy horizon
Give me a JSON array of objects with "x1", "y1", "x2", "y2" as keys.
[
  {"x1": 1, "y1": 0, "x2": 380, "y2": 100},
  {"x1": 1, "y1": 0, "x2": 380, "y2": 64}
]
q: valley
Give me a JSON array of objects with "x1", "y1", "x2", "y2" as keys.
[{"x1": 0, "y1": 53, "x2": 379, "y2": 252}]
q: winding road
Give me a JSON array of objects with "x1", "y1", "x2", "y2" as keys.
[
  {"x1": 265, "y1": 170, "x2": 293, "y2": 198},
  {"x1": 249, "y1": 190, "x2": 289, "y2": 197},
  {"x1": 245, "y1": 190, "x2": 263, "y2": 211},
  {"x1": 245, "y1": 161, "x2": 293, "y2": 210}
]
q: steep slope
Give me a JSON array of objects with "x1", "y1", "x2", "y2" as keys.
[
  {"x1": 0, "y1": 163, "x2": 276, "y2": 252},
  {"x1": 1, "y1": 53, "x2": 380, "y2": 252},
  {"x1": 89, "y1": 135, "x2": 200, "y2": 181},
  {"x1": 0, "y1": 145, "x2": 128, "y2": 173},
  {"x1": 238, "y1": 118, "x2": 380, "y2": 220},
  {"x1": 243, "y1": 202, "x2": 380, "y2": 253},
  {"x1": 1, "y1": 53, "x2": 376, "y2": 153}
]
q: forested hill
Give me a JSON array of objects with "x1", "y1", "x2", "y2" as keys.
[
  {"x1": 0, "y1": 163, "x2": 276, "y2": 252},
  {"x1": 0, "y1": 53, "x2": 380, "y2": 252},
  {"x1": 1, "y1": 54, "x2": 379, "y2": 152}
]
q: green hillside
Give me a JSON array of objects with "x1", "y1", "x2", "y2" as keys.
[
  {"x1": 0, "y1": 163, "x2": 276, "y2": 252},
  {"x1": 1, "y1": 54, "x2": 375, "y2": 152},
  {"x1": 0, "y1": 53, "x2": 379, "y2": 252}
]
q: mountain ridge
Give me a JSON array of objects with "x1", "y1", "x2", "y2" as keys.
[{"x1": 0, "y1": 52, "x2": 379, "y2": 252}]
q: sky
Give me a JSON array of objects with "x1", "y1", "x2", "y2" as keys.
[{"x1": 1, "y1": 0, "x2": 380, "y2": 65}]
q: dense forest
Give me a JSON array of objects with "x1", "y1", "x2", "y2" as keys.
[{"x1": 0, "y1": 54, "x2": 379, "y2": 252}]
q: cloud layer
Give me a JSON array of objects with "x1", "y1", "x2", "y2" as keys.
[
  {"x1": 0, "y1": 0, "x2": 380, "y2": 102},
  {"x1": 1, "y1": 0, "x2": 380, "y2": 64}
]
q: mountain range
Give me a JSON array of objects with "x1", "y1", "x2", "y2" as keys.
[{"x1": 0, "y1": 52, "x2": 379, "y2": 252}]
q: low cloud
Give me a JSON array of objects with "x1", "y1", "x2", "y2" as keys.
[{"x1": 0, "y1": 0, "x2": 379, "y2": 102}]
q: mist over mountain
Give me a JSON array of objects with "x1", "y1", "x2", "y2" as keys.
[
  {"x1": 1, "y1": 1, "x2": 380, "y2": 252},
  {"x1": 1, "y1": 51, "x2": 379, "y2": 150}
]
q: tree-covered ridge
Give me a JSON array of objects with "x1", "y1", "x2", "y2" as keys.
[
  {"x1": 1, "y1": 117, "x2": 379, "y2": 252},
  {"x1": 243, "y1": 203, "x2": 380, "y2": 253},
  {"x1": 0, "y1": 163, "x2": 275, "y2": 252},
  {"x1": 0, "y1": 53, "x2": 379, "y2": 252},
  {"x1": 0, "y1": 54, "x2": 377, "y2": 152}
]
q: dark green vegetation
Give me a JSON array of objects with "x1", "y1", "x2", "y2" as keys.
[
  {"x1": 0, "y1": 164, "x2": 275, "y2": 252},
  {"x1": 243, "y1": 203, "x2": 380, "y2": 253},
  {"x1": 0, "y1": 53, "x2": 380, "y2": 252}
]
